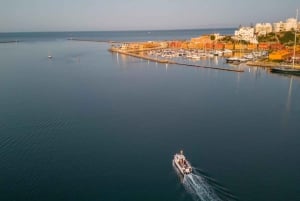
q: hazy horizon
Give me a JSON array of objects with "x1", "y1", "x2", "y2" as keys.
[
  {"x1": 0, "y1": 27, "x2": 237, "y2": 34},
  {"x1": 0, "y1": 0, "x2": 299, "y2": 32}
]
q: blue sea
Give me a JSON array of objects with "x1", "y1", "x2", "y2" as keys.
[{"x1": 0, "y1": 29, "x2": 300, "y2": 201}]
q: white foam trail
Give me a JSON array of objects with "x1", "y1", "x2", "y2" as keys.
[{"x1": 183, "y1": 173, "x2": 222, "y2": 201}]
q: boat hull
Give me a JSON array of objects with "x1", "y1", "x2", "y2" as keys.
[
  {"x1": 173, "y1": 152, "x2": 192, "y2": 176},
  {"x1": 271, "y1": 67, "x2": 300, "y2": 75}
]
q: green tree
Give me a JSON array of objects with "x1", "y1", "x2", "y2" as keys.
[
  {"x1": 220, "y1": 36, "x2": 233, "y2": 43},
  {"x1": 279, "y1": 31, "x2": 295, "y2": 45},
  {"x1": 257, "y1": 32, "x2": 277, "y2": 43}
]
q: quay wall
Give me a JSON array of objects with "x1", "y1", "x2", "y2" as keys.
[
  {"x1": 109, "y1": 48, "x2": 171, "y2": 64},
  {"x1": 247, "y1": 61, "x2": 300, "y2": 69},
  {"x1": 109, "y1": 48, "x2": 243, "y2": 73}
]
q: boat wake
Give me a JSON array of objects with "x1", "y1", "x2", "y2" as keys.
[
  {"x1": 183, "y1": 173, "x2": 221, "y2": 201},
  {"x1": 172, "y1": 151, "x2": 238, "y2": 201},
  {"x1": 181, "y1": 169, "x2": 238, "y2": 201}
]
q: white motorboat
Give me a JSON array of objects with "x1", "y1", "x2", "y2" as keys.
[
  {"x1": 48, "y1": 51, "x2": 53, "y2": 59},
  {"x1": 173, "y1": 150, "x2": 192, "y2": 175},
  {"x1": 225, "y1": 57, "x2": 240, "y2": 63}
]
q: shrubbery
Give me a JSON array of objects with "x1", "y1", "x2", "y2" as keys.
[
  {"x1": 257, "y1": 32, "x2": 277, "y2": 43},
  {"x1": 279, "y1": 31, "x2": 295, "y2": 45}
]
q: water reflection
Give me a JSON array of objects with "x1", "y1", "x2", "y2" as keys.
[
  {"x1": 282, "y1": 76, "x2": 295, "y2": 127},
  {"x1": 116, "y1": 52, "x2": 119, "y2": 65},
  {"x1": 286, "y1": 76, "x2": 293, "y2": 113},
  {"x1": 213, "y1": 56, "x2": 218, "y2": 65}
]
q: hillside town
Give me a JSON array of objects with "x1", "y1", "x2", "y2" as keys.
[{"x1": 112, "y1": 15, "x2": 300, "y2": 65}]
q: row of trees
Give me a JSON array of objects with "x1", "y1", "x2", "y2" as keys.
[{"x1": 257, "y1": 31, "x2": 299, "y2": 45}]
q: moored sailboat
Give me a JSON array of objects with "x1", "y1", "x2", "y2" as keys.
[
  {"x1": 271, "y1": 66, "x2": 300, "y2": 75},
  {"x1": 271, "y1": 9, "x2": 300, "y2": 75}
]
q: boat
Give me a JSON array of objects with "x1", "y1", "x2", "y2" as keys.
[
  {"x1": 226, "y1": 55, "x2": 248, "y2": 63},
  {"x1": 223, "y1": 49, "x2": 233, "y2": 55},
  {"x1": 173, "y1": 150, "x2": 192, "y2": 175},
  {"x1": 191, "y1": 54, "x2": 201, "y2": 59},
  {"x1": 48, "y1": 51, "x2": 53, "y2": 59},
  {"x1": 226, "y1": 57, "x2": 240, "y2": 63},
  {"x1": 271, "y1": 9, "x2": 300, "y2": 75},
  {"x1": 243, "y1": 53, "x2": 255, "y2": 60},
  {"x1": 271, "y1": 67, "x2": 300, "y2": 75},
  {"x1": 213, "y1": 50, "x2": 223, "y2": 56}
]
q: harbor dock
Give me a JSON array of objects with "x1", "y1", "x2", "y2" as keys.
[
  {"x1": 246, "y1": 61, "x2": 278, "y2": 68},
  {"x1": 109, "y1": 47, "x2": 244, "y2": 73},
  {"x1": 247, "y1": 61, "x2": 300, "y2": 69}
]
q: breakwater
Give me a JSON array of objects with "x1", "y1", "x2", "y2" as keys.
[
  {"x1": 0, "y1": 40, "x2": 19, "y2": 43},
  {"x1": 67, "y1": 38, "x2": 116, "y2": 43},
  {"x1": 247, "y1": 61, "x2": 300, "y2": 69},
  {"x1": 246, "y1": 61, "x2": 277, "y2": 68},
  {"x1": 110, "y1": 48, "x2": 244, "y2": 73}
]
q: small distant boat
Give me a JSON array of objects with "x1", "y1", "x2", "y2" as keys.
[
  {"x1": 173, "y1": 150, "x2": 192, "y2": 175},
  {"x1": 226, "y1": 57, "x2": 240, "y2": 63},
  {"x1": 48, "y1": 50, "x2": 53, "y2": 59},
  {"x1": 226, "y1": 56, "x2": 248, "y2": 64},
  {"x1": 213, "y1": 50, "x2": 223, "y2": 56},
  {"x1": 243, "y1": 53, "x2": 255, "y2": 60},
  {"x1": 192, "y1": 54, "x2": 201, "y2": 59},
  {"x1": 223, "y1": 49, "x2": 233, "y2": 55}
]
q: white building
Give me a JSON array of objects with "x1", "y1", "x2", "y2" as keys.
[
  {"x1": 273, "y1": 18, "x2": 298, "y2": 32},
  {"x1": 234, "y1": 27, "x2": 258, "y2": 43},
  {"x1": 255, "y1": 23, "x2": 273, "y2": 36},
  {"x1": 285, "y1": 18, "x2": 297, "y2": 31},
  {"x1": 273, "y1": 21, "x2": 285, "y2": 32}
]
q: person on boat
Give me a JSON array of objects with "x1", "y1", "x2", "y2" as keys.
[{"x1": 179, "y1": 158, "x2": 183, "y2": 166}]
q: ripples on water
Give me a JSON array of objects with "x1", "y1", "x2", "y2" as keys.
[
  {"x1": 0, "y1": 116, "x2": 76, "y2": 200},
  {"x1": 184, "y1": 173, "x2": 221, "y2": 201},
  {"x1": 1, "y1": 30, "x2": 300, "y2": 201},
  {"x1": 174, "y1": 164, "x2": 239, "y2": 201},
  {"x1": 0, "y1": 118, "x2": 73, "y2": 162}
]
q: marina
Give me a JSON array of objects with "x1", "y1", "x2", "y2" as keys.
[
  {"x1": 109, "y1": 41, "x2": 300, "y2": 76},
  {"x1": 110, "y1": 47, "x2": 244, "y2": 72}
]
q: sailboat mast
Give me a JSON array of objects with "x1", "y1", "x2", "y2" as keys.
[{"x1": 292, "y1": 9, "x2": 298, "y2": 68}]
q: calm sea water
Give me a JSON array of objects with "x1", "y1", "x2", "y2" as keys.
[
  {"x1": 0, "y1": 30, "x2": 300, "y2": 201},
  {"x1": 0, "y1": 29, "x2": 234, "y2": 42}
]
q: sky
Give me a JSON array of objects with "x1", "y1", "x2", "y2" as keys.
[{"x1": 0, "y1": 0, "x2": 299, "y2": 32}]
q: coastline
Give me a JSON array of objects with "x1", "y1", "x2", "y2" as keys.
[
  {"x1": 0, "y1": 40, "x2": 19, "y2": 43},
  {"x1": 247, "y1": 61, "x2": 300, "y2": 69},
  {"x1": 109, "y1": 47, "x2": 244, "y2": 73}
]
